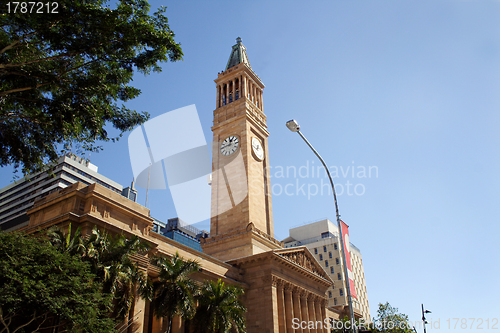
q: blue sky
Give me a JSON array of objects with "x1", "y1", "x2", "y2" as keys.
[{"x1": 2, "y1": 0, "x2": 499, "y2": 331}]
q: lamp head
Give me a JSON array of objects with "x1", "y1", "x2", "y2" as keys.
[
  {"x1": 425, "y1": 310, "x2": 431, "y2": 314},
  {"x1": 286, "y1": 119, "x2": 300, "y2": 132}
]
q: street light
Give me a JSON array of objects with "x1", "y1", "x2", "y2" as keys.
[
  {"x1": 286, "y1": 119, "x2": 356, "y2": 331},
  {"x1": 422, "y1": 304, "x2": 431, "y2": 333}
]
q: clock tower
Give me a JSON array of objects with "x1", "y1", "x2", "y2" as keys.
[{"x1": 201, "y1": 38, "x2": 282, "y2": 261}]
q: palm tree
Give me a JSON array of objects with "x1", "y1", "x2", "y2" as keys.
[
  {"x1": 47, "y1": 225, "x2": 150, "y2": 321},
  {"x1": 84, "y1": 229, "x2": 150, "y2": 321},
  {"x1": 192, "y1": 279, "x2": 246, "y2": 333},
  {"x1": 150, "y1": 252, "x2": 200, "y2": 333},
  {"x1": 47, "y1": 223, "x2": 85, "y2": 255},
  {"x1": 104, "y1": 235, "x2": 150, "y2": 321}
]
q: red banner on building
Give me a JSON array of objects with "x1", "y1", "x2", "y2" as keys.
[{"x1": 340, "y1": 220, "x2": 358, "y2": 299}]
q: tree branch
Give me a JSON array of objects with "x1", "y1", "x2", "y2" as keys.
[
  {"x1": 0, "y1": 40, "x2": 21, "y2": 55},
  {"x1": 0, "y1": 82, "x2": 54, "y2": 96},
  {"x1": 0, "y1": 52, "x2": 77, "y2": 70},
  {"x1": 0, "y1": 21, "x2": 61, "y2": 55},
  {"x1": 10, "y1": 310, "x2": 46, "y2": 333}
]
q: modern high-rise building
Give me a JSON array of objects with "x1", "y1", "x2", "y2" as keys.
[
  {"x1": 0, "y1": 153, "x2": 129, "y2": 231},
  {"x1": 152, "y1": 217, "x2": 209, "y2": 252},
  {"x1": 283, "y1": 219, "x2": 371, "y2": 322}
]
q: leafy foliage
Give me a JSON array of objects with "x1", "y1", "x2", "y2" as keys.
[
  {"x1": 0, "y1": 232, "x2": 115, "y2": 333},
  {"x1": 371, "y1": 302, "x2": 413, "y2": 333},
  {"x1": 330, "y1": 315, "x2": 364, "y2": 333},
  {"x1": 0, "y1": 0, "x2": 183, "y2": 174},
  {"x1": 47, "y1": 225, "x2": 150, "y2": 320},
  {"x1": 192, "y1": 279, "x2": 246, "y2": 333},
  {"x1": 151, "y1": 252, "x2": 200, "y2": 333}
]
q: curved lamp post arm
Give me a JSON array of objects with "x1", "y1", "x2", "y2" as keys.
[{"x1": 286, "y1": 120, "x2": 356, "y2": 331}]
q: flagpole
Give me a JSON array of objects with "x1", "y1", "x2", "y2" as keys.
[{"x1": 145, "y1": 163, "x2": 151, "y2": 208}]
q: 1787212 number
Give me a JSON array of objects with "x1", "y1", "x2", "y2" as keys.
[{"x1": 6, "y1": 2, "x2": 59, "y2": 14}]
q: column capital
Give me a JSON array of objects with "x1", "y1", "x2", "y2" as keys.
[{"x1": 274, "y1": 276, "x2": 284, "y2": 288}]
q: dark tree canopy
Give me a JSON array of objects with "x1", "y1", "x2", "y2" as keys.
[
  {"x1": 0, "y1": 0, "x2": 182, "y2": 174},
  {"x1": 0, "y1": 232, "x2": 115, "y2": 333}
]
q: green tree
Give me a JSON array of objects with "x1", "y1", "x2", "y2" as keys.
[
  {"x1": 47, "y1": 225, "x2": 150, "y2": 320},
  {"x1": 150, "y1": 252, "x2": 200, "y2": 333},
  {"x1": 0, "y1": 232, "x2": 115, "y2": 333},
  {"x1": 371, "y1": 302, "x2": 413, "y2": 333},
  {"x1": 46, "y1": 223, "x2": 85, "y2": 255},
  {"x1": 192, "y1": 279, "x2": 246, "y2": 333},
  {"x1": 0, "y1": 0, "x2": 182, "y2": 174},
  {"x1": 330, "y1": 315, "x2": 364, "y2": 333}
]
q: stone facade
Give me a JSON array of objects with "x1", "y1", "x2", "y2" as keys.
[
  {"x1": 22, "y1": 181, "x2": 336, "y2": 333},
  {"x1": 16, "y1": 39, "x2": 351, "y2": 333}
]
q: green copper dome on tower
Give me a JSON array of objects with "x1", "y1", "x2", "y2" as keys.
[{"x1": 225, "y1": 37, "x2": 252, "y2": 71}]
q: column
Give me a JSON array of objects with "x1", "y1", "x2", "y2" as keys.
[
  {"x1": 321, "y1": 300, "x2": 328, "y2": 333},
  {"x1": 315, "y1": 298, "x2": 324, "y2": 333},
  {"x1": 231, "y1": 79, "x2": 235, "y2": 102},
  {"x1": 259, "y1": 90, "x2": 263, "y2": 111},
  {"x1": 277, "y1": 281, "x2": 286, "y2": 333},
  {"x1": 271, "y1": 277, "x2": 280, "y2": 333},
  {"x1": 308, "y1": 295, "x2": 316, "y2": 333},
  {"x1": 224, "y1": 83, "x2": 228, "y2": 105},
  {"x1": 151, "y1": 315, "x2": 163, "y2": 333},
  {"x1": 242, "y1": 75, "x2": 246, "y2": 97},
  {"x1": 292, "y1": 287, "x2": 303, "y2": 333},
  {"x1": 171, "y1": 315, "x2": 183, "y2": 333},
  {"x1": 217, "y1": 84, "x2": 220, "y2": 108},
  {"x1": 300, "y1": 291, "x2": 310, "y2": 333},
  {"x1": 129, "y1": 265, "x2": 147, "y2": 333},
  {"x1": 240, "y1": 74, "x2": 243, "y2": 99},
  {"x1": 284, "y1": 284, "x2": 294, "y2": 333},
  {"x1": 256, "y1": 87, "x2": 260, "y2": 108}
]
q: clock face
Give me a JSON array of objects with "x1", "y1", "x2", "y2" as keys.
[
  {"x1": 251, "y1": 137, "x2": 264, "y2": 161},
  {"x1": 220, "y1": 135, "x2": 239, "y2": 156}
]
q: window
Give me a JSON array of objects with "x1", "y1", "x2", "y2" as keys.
[
  {"x1": 334, "y1": 243, "x2": 338, "y2": 250},
  {"x1": 323, "y1": 246, "x2": 327, "y2": 252},
  {"x1": 336, "y1": 258, "x2": 340, "y2": 265},
  {"x1": 325, "y1": 260, "x2": 329, "y2": 267},
  {"x1": 340, "y1": 289, "x2": 344, "y2": 296},
  {"x1": 329, "y1": 252, "x2": 332, "y2": 259},
  {"x1": 321, "y1": 231, "x2": 329, "y2": 238},
  {"x1": 328, "y1": 291, "x2": 332, "y2": 298},
  {"x1": 330, "y1": 267, "x2": 334, "y2": 274},
  {"x1": 319, "y1": 254, "x2": 323, "y2": 261},
  {"x1": 334, "y1": 298, "x2": 337, "y2": 305},
  {"x1": 314, "y1": 248, "x2": 318, "y2": 254},
  {"x1": 338, "y1": 273, "x2": 341, "y2": 280}
]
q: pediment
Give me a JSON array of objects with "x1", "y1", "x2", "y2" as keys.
[{"x1": 273, "y1": 247, "x2": 331, "y2": 281}]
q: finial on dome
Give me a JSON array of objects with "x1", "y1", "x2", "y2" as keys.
[{"x1": 225, "y1": 37, "x2": 252, "y2": 70}]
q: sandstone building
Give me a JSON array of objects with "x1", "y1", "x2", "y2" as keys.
[{"x1": 15, "y1": 38, "x2": 367, "y2": 333}]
